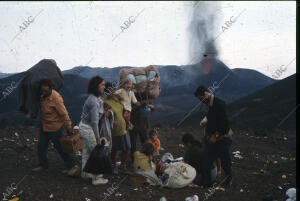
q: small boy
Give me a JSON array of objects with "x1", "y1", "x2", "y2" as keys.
[
  {"x1": 115, "y1": 78, "x2": 140, "y2": 130},
  {"x1": 147, "y1": 129, "x2": 160, "y2": 156}
]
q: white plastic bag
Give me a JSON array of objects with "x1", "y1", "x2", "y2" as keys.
[
  {"x1": 163, "y1": 162, "x2": 196, "y2": 188},
  {"x1": 286, "y1": 188, "x2": 296, "y2": 201}
]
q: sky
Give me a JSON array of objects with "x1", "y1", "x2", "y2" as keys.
[{"x1": 0, "y1": 1, "x2": 296, "y2": 79}]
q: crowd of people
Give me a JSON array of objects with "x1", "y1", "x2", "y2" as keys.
[{"x1": 32, "y1": 75, "x2": 233, "y2": 188}]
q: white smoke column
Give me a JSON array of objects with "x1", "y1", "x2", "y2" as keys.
[{"x1": 188, "y1": 1, "x2": 221, "y2": 62}]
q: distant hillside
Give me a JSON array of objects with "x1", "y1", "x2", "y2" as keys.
[
  {"x1": 64, "y1": 60, "x2": 275, "y2": 101},
  {"x1": 0, "y1": 59, "x2": 277, "y2": 128},
  {"x1": 179, "y1": 74, "x2": 296, "y2": 131},
  {"x1": 227, "y1": 74, "x2": 296, "y2": 130},
  {"x1": 0, "y1": 73, "x2": 89, "y2": 128},
  {"x1": 0, "y1": 72, "x2": 14, "y2": 79},
  {"x1": 63, "y1": 58, "x2": 276, "y2": 125}
]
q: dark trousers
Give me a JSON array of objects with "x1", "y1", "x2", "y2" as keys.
[
  {"x1": 129, "y1": 128, "x2": 148, "y2": 162},
  {"x1": 193, "y1": 172, "x2": 203, "y2": 186},
  {"x1": 37, "y1": 127, "x2": 76, "y2": 169},
  {"x1": 202, "y1": 136, "x2": 232, "y2": 186}
]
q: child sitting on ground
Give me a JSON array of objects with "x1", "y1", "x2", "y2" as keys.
[
  {"x1": 115, "y1": 78, "x2": 140, "y2": 130},
  {"x1": 133, "y1": 143, "x2": 155, "y2": 173},
  {"x1": 147, "y1": 129, "x2": 161, "y2": 156}
]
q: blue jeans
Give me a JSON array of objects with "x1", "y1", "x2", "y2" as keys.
[{"x1": 37, "y1": 127, "x2": 76, "y2": 169}]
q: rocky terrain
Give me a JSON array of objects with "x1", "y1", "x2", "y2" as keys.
[{"x1": 0, "y1": 126, "x2": 296, "y2": 201}]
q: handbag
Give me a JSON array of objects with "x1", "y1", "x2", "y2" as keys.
[
  {"x1": 59, "y1": 127, "x2": 83, "y2": 154},
  {"x1": 83, "y1": 142, "x2": 113, "y2": 174}
]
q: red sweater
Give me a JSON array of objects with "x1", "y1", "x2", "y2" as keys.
[{"x1": 147, "y1": 138, "x2": 160, "y2": 152}]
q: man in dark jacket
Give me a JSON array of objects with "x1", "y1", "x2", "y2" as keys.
[{"x1": 194, "y1": 85, "x2": 233, "y2": 187}]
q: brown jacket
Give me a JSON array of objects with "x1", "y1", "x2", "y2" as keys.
[{"x1": 40, "y1": 89, "x2": 72, "y2": 132}]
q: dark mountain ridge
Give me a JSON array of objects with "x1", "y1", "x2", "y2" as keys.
[{"x1": 0, "y1": 59, "x2": 277, "y2": 128}]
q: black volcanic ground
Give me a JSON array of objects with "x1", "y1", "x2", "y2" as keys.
[{"x1": 0, "y1": 126, "x2": 296, "y2": 201}]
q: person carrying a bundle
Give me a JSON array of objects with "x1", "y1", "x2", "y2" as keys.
[{"x1": 32, "y1": 79, "x2": 80, "y2": 177}]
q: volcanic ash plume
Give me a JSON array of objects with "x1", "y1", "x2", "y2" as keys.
[{"x1": 189, "y1": 1, "x2": 221, "y2": 63}]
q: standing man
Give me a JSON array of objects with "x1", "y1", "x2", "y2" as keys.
[
  {"x1": 129, "y1": 92, "x2": 155, "y2": 161},
  {"x1": 32, "y1": 79, "x2": 80, "y2": 176},
  {"x1": 194, "y1": 85, "x2": 233, "y2": 187}
]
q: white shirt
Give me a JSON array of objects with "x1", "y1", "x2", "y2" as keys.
[{"x1": 115, "y1": 88, "x2": 137, "y2": 112}]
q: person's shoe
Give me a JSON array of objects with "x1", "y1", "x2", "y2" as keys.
[
  {"x1": 81, "y1": 172, "x2": 96, "y2": 179},
  {"x1": 32, "y1": 166, "x2": 47, "y2": 172},
  {"x1": 67, "y1": 165, "x2": 80, "y2": 177},
  {"x1": 224, "y1": 178, "x2": 232, "y2": 187},
  {"x1": 113, "y1": 167, "x2": 119, "y2": 175},
  {"x1": 227, "y1": 180, "x2": 233, "y2": 187},
  {"x1": 92, "y1": 177, "x2": 108, "y2": 185}
]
